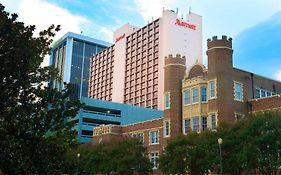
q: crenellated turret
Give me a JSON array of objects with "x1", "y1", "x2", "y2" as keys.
[
  {"x1": 164, "y1": 54, "x2": 186, "y2": 137},
  {"x1": 206, "y1": 35, "x2": 233, "y2": 77},
  {"x1": 207, "y1": 35, "x2": 232, "y2": 49}
]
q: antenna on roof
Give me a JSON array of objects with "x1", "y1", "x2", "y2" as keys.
[
  {"x1": 176, "y1": 8, "x2": 178, "y2": 14},
  {"x1": 181, "y1": 14, "x2": 183, "y2": 19},
  {"x1": 80, "y1": 30, "x2": 83, "y2": 35},
  {"x1": 189, "y1": 6, "x2": 191, "y2": 14}
]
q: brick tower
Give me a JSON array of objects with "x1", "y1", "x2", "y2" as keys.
[
  {"x1": 206, "y1": 35, "x2": 236, "y2": 122},
  {"x1": 164, "y1": 54, "x2": 186, "y2": 137}
]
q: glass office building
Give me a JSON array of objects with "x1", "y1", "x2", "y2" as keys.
[
  {"x1": 50, "y1": 32, "x2": 111, "y2": 99},
  {"x1": 77, "y1": 97, "x2": 164, "y2": 143}
]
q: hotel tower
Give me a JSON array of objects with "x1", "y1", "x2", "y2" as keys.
[{"x1": 89, "y1": 10, "x2": 202, "y2": 110}]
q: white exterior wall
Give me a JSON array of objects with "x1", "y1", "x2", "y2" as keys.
[
  {"x1": 111, "y1": 24, "x2": 139, "y2": 103},
  {"x1": 160, "y1": 10, "x2": 202, "y2": 71},
  {"x1": 158, "y1": 10, "x2": 202, "y2": 109}
]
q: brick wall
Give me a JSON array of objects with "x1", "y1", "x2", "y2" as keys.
[
  {"x1": 249, "y1": 95, "x2": 281, "y2": 112},
  {"x1": 164, "y1": 54, "x2": 186, "y2": 137}
]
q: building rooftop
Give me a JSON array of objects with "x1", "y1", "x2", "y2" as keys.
[{"x1": 51, "y1": 32, "x2": 112, "y2": 48}]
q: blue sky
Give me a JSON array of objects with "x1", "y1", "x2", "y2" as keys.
[{"x1": 2, "y1": 0, "x2": 281, "y2": 81}]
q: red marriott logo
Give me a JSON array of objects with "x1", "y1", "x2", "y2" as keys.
[
  {"x1": 175, "y1": 19, "x2": 196, "y2": 30},
  {"x1": 115, "y1": 33, "x2": 125, "y2": 43}
]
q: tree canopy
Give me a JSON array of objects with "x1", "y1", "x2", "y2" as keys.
[
  {"x1": 159, "y1": 111, "x2": 281, "y2": 175},
  {"x1": 75, "y1": 138, "x2": 152, "y2": 175},
  {"x1": 0, "y1": 3, "x2": 82, "y2": 174}
]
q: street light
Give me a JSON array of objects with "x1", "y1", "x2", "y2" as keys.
[
  {"x1": 217, "y1": 138, "x2": 223, "y2": 175},
  {"x1": 77, "y1": 153, "x2": 80, "y2": 175}
]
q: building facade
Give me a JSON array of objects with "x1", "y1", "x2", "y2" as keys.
[
  {"x1": 89, "y1": 10, "x2": 202, "y2": 110},
  {"x1": 49, "y1": 33, "x2": 165, "y2": 143},
  {"x1": 93, "y1": 36, "x2": 281, "y2": 173},
  {"x1": 50, "y1": 32, "x2": 111, "y2": 99},
  {"x1": 76, "y1": 97, "x2": 164, "y2": 143},
  {"x1": 181, "y1": 35, "x2": 281, "y2": 133}
]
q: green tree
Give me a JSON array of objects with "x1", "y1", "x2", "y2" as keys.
[
  {"x1": 215, "y1": 112, "x2": 281, "y2": 175},
  {"x1": 215, "y1": 122, "x2": 250, "y2": 175},
  {"x1": 159, "y1": 134, "x2": 191, "y2": 174},
  {"x1": 0, "y1": 4, "x2": 82, "y2": 174},
  {"x1": 159, "y1": 132, "x2": 217, "y2": 175},
  {"x1": 241, "y1": 112, "x2": 281, "y2": 175},
  {"x1": 77, "y1": 138, "x2": 152, "y2": 175}
]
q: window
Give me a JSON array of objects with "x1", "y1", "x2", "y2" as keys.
[
  {"x1": 255, "y1": 88, "x2": 261, "y2": 98},
  {"x1": 133, "y1": 133, "x2": 144, "y2": 143},
  {"x1": 164, "y1": 121, "x2": 170, "y2": 137},
  {"x1": 192, "y1": 88, "x2": 199, "y2": 103},
  {"x1": 201, "y1": 86, "x2": 207, "y2": 102},
  {"x1": 261, "y1": 90, "x2": 266, "y2": 97},
  {"x1": 164, "y1": 92, "x2": 170, "y2": 109},
  {"x1": 150, "y1": 152, "x2": 159, "y2": 169},
  {"x1": 210, "y1": 113, "x2": 216, "y2": 131},
  {"x1": 150, "y1": 131, "x2": 159, "y2": 144},
  {"x1": 234, "y1": 82, "x2": 243, "y2": 101},
  {"x1": 192, "y1": 117, "x2": 199, "y2": 132},
  {"x1": 235, "y1": 113, "x2": 244, "y2": 121},
  {"x1": 183, "y1": 118, "x2": 191, "y2": 134},
  {"x1": 202, "y1": 116, "x2": 207, "y2": 131},
  {"x1": 183, "y1": 90, "x2": 191, "y2": 105},
  {"x1": 209, "y1": 80, "x2": 215, "y2": 98},
  {"x1": 255, "y1": 88, "x2": 274, "y2": 99}
]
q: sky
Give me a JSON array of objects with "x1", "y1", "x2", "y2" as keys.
[{"x1": 1, "y1": 0, "x2": 281, "y2": 81}]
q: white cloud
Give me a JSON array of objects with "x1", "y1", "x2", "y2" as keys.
[
  {"x1": 99, "y1": 27, "x2": 114, "y2": 43},
  {"x1": 1, "y1": 0, "x2": 97, "y2": 67},
  {"x1": 134, "y1": 0, "x2": 281, "y2": 38},
  {"x1": 134, "y1": 0, "x2": 182, "y2": 22},
  {"x1": 274, "y1": 70, "x2": 281, "y2": 81},
  {"x1": 2, "y1": 0, "x2": 90, "y2": 40}
]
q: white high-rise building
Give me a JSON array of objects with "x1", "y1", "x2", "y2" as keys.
[{"x1": 89, "y1": 10, "x2": 202, "y2": 110}]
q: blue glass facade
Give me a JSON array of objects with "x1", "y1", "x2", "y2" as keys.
[
  {"x1": 50, "y1": 32, "x2": 111, "y2": 99},
  {"x1": 77, "y1": 98, "x2": 164, "y2": 143}
]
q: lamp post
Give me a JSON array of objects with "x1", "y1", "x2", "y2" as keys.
[
  {"x1": 77, "y1": 153, "x2": 80, "y2": 175},
  {"x1": 217, "y1": 138, "x2": 223, "y2": 175}
]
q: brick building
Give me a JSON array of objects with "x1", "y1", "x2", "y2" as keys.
[
  {"x1": 182, "y1": 36, "x2": 281, "y2": 133},
  {"x1": 92, "y1": 36, "x2": 281, "y2": 173}
]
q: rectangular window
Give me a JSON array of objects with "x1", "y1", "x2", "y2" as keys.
[
  {"x1": 202, "y1": 116, "x2": 207, "y2": 131},
  {"x1": 150, "y1": 152, "x2": 159, "y2": 169},
  {"x1": 209, "y1": 80, "x2": 215, "y2": 98},
  {"x1": 164, "y1": 92, "x2": 170, "y2": 109},
  {"x1": 132, "y1": 133, "x2": 144, "y2": 143},
  {"x1": 235, "y1": 113, "x2": 244, "y2": 121},
  {"x1": 150, "y1": 131, "x2": 159, "y2": 144},
  {"x1": 255, "y1": 88, "x2": 261, "y2": 98},
  {"x1": 183, "y1": 118, "x2": 191, "y2": 134},
  {"x1": 164, "y1": 121, "x2": 170, "y2": 137},
  {"x1": 183, "y1": 90, "x2": 191, "y2": 105},
  {"x1": 261, "y1": 90, "x2": 266, "y2": 97},
  {"x1": 210, "y1": 114, "x2": 216, "y2": 131},
  {"x1": 192, "y1": 117, "x2": 199, "y2": 132},
  {"x1": 201, "y1": 86, "x2": 207, "y2": 102},
  {"x1": 255, "y1": 87, "x2": 274, "y2": 99},
  {"x1": 192, "y1": 88, "x2": 199, "y2": 103},
  {"x1": 234, "y1": 82, "x2": 243, "y2": 101}
]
